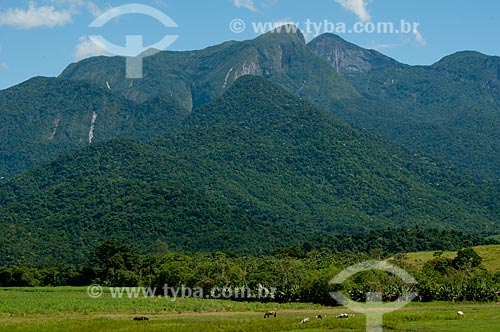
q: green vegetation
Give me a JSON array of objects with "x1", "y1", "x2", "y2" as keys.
[
  {"x1": 0, "y1": 288, "x2": 499, "y2": 332},
  {"x1": 0, "y1": 286, "x2": 325, "y2": 316},
  {"x1": 330, "y1": 48, "x2": 500, "y2": 182},
  {"x1": 3, "y1": 29, "x2": 499, "y2": 183},
  {"x1": 393, "y1": 244, "x2": 500, "y2": 272},
  {"x1": 1, "y1": 239, "x2": 498, "y2": 303},
  {"x1": 311, "y1": 227, "x2": 496, "y2": 255},
  {"x1": 0, "y1": 76, "x2": 498, "y2": 266},
  {"x1": 0, "y1": 77, "x2": 187, "y2": 177},
  {"x1": 60, "y1": 30, "x2": 500, "y2": 183},
  {"x1": 1, "y1": 29, "x2": 498, "y2": 332}
]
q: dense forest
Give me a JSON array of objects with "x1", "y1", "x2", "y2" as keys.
[
  {"x1": 0, "y1": 77, "x2": 187, "y2": 177},
  {"x1": 1, "y1": 76, "x2": 498, "y2": 266}
]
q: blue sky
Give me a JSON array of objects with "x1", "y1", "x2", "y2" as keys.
[{"x1": 0, "y1": 0, "x2": 499, "y2": 90}]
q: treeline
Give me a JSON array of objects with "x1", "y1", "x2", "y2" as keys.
[
  {"x1": 1, "y1": 239, "x2": 499, "y2": 304},
  {"x1": 298, "y1": 227, "x2": 496, "y2": 257}
]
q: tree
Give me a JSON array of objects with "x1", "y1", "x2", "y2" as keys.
[
  {"x1": 452, "y1": 248, "x2": 482, "y2": 270},
  {"x1": 93, "y1": 240, "x2": 141, "y2": 285}
]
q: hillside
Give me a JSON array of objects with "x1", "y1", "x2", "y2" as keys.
[
  {"x1": 308, "y1": 34, "x2": 500, "y2": 181},
  {"x1": 390, "y1": 244, "x2": 500, "y2": 272},
  {"x1": 0, "y1": 76, "x2": 498, "y2": 266},
  {"x1": 0, "y1": 77, "x2": 188, "y2": 177}
]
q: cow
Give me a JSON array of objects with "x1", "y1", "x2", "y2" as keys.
[{"x1": 264, "y1": 310, "x2": 277, "y2": 318}]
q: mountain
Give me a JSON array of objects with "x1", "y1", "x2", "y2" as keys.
[
  {"x1": 308, "y1": 34, "x2": 500, "y2": 182},
  {"x1": 61, "y1": 30, "x2": 500, "y2": 182},
  {"x1": 59, "y1": 26, "x2": 359, "y2": 109},
  {"x1": 0, "y1": 76, "x2": 498, "y2": 266},
  {"x1": 1, "y1": 27, "x2": 361, "y2": 177},
  {"x1": 307, "y1": 33, "x2": 400, "y2": 74},
  {"x1": 3, "y1": 28, "x2": 499, "y2": 182},
  {"x1": 0, "y1": 77, "x2": 188, "y2": 177}
]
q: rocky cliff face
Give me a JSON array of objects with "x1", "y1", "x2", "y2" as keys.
[
  {"x1": 307, "y1": 33, "x2": 399, "y2": 74},
  {"x1": 60, "y1": 27, "x2": 358, "y2": 110}
]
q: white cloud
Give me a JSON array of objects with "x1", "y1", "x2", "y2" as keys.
[
  {"x1": 335, "y1": 0, "x2": 371, "y2": 23},
  {"x1": 413, "y1": 27, "x2": 427, "y2": 46},
  {"x1": 368, "y1": 42, "x2": 401, "y2": 51},
  {"x1": 50, "y1": 0, "x2": 106, "y2": 17},
  {"x1": 0, "y1": 2, "x2": 73, "y2": 29},
  {"x1": 0, "y1": 62, "x2": 8, "y2": 70},
  {"x1": 85, "y1": 1, "x2": 108, "y2": 17},
  {"x1": 234, "y1": 0, "x2": 257, "y2": 12},
  {"x1": 73, "y1": 36, "x2": 109, "y2": 61}
]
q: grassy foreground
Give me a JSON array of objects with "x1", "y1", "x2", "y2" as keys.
[{"x1": 0, "y1": 287, "x2": 499, "y2": 331}]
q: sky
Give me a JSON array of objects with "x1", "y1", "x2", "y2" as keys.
[{"x1": 0, "y1": 0, "x2": 499, "y2": 90}]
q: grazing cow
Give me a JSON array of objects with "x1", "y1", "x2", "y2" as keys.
[
  {"x1": 264, "y1": 310, "x2": 277, "y2": 318},
  {"x1": 300, "y1": 317, "x2": 310, "y2": 324},
  {"x1": 457, "y1": 311, "x2": 465, "y2": 317},
  {"x1": 336, "y1": 313, "x2": 349, "y2": 319},
  {"x1": 133, "y1": 316, "x2": 149, "y2": 321}
]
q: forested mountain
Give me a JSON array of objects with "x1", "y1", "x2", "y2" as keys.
[
  {"x1": 2, "y1": 27, "x2": 359, "y2": 176},
  {"x1": 0, "y1": 76, "x2": 498, "y2": 266},
  {"x1": 309, "y1": 34, "x2": 500, "y2": 181},
  {"x1": 0, "y1": 77, "x2": 187, "y2": 177},
  {"x1": 52, "y1": 30, "x2": 500, "y2": 182},
  {"x1": 2, "y1": 28, "x2": 499, "y2": 182},
  {"x1": 59, "y1": 26, "x2": 358, "y2": 109}
]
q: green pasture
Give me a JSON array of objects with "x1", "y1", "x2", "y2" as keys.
[
  {"x1": 398, "y1": 244, "x2": 500, "y2": 271},
  {"x1": 0, "y1": 287, "x2": 499, "y2": 331}
]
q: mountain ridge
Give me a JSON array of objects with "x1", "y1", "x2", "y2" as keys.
[
  {"x1": 307, "y1": 33, "x2": 401, "y2": 74},
  {"x1": 2, "y1": 27, "x2": 500, "y2": 182},
  {"x1": 59, "y1": 28, "x2": 358, "y2": 107}
]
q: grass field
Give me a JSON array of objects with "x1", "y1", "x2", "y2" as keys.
[
  {"x1": 392, "y1": 244, "x2": 500, "y2": 272},
  {"x1": 0, "y1": 287, "x2": 499, "y2": 331}
]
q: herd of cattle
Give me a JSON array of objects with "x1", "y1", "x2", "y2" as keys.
[{"x1": 132, "y1": 310, "x2": 465, "y2": 323}]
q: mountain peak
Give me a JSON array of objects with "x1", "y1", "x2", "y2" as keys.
[
  {"x1": 307, "y1": 33, "x2": 399, "y2": 74},
  {"x1": 256, "y1": 24, "x2": 306, "y2": 44},
  {"x1": 432, "y1": 50, "x2": 497, "y2": 68},
  {"x1": 431, "y1": 50, "x2": 500, "y2": 83}
]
